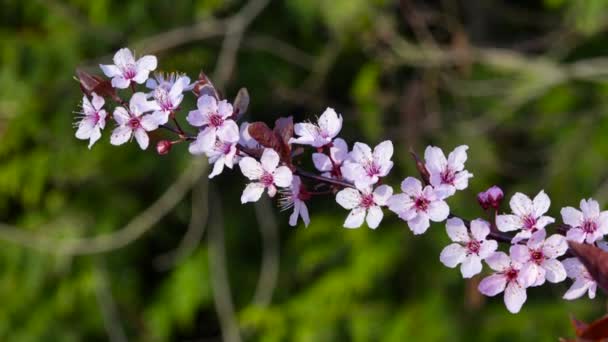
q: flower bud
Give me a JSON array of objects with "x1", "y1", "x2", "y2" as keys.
[
  {"x1": 156, "y1": 140, "x2": 172, "y2": 155},
  {"x1": 477, "y1": 185, "x2": 504, "y2": 210}
]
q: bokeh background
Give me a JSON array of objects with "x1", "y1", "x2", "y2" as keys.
[{"x1": 2, "y1": 0, "x2": 608, "y2": 340}]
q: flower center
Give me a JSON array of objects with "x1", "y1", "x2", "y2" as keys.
[
  {"x1": 466, "y1": 240, "x2": 481, "y2": 254},
  {"x1": 209, "y1": 114, "x2": 224, "y2": 128},
  {"x1": 154, "y1": 88, "x2": 173, "y2": 111},
  {"x1": 522, "y1": 215, "x2": 537, "y2": 230},
  {"x1": 530, "y1": 250, "x2": 544, "y2": 264},
  {"x1": 364, "y1": 162, "x2": 380, "y2": 177},
  {"x1": 360, "y1": 194, "x2": 375, "y2": 209},
  {"x1": 122, "y1": 64, "x2": 137, "y2": 80},
  {"x1": 128, "y1": 117, "x2": 141, "y2": 129},
  {"x1": 414, "y1": 196, "x2": 430, "y2": 212},
  {"x1": 440, "y1": 168, "x2": 456, "y2": 184},
  {"x1": 505, "y1": 267, "x2": 518, "y2": 281},
  {"x1": 582, "y1": 219, "x2": 597, "y2": 234},
  {"x1": 260, "y1": 172, "x2": 274, "y2": 187}
]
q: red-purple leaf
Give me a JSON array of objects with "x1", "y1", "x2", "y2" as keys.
[
  {"x1": 232, "y1": 88, "x2": 249, "y2": 120},
  {"x1": 248, "y1": 120, "x2": 293, "y2": 167},
  {"x1": 75, "y1": 69, "x2": 116, "y2": 100},
  {"x1": 568, "y1": 241, "x2": 608, "y2": 293},
  {"x1": 570, "y1": 314, "x2": 608, "y2": 340}
]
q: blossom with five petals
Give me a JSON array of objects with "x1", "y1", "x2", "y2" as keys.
[
  {"x1": 510, "y1": 229, "x2": 567, "y2": 287},
  {"x1": 289, "y1": 107, "x2": 342, "y2": 147},
  {"x1": 239, "y1": 148, "x2": 293, "y2": 203},
  {"x1": 187, "y1": 95, "x2": 239, "y2": 155},
  {"x1": 100, "y1": 48, "x2": 157, "y2": 89},
  {"x1": 335, "y1": 185, "x2": 393, "y2": 229},
  {"x1": 561, "y1": 198, "x2": 608, "y2": 244},
  {"x1": 110, "y1": 93, "x2": 162, "y2": 150},
  {"x1": 341, "y1": 141, "x2": 394, "y2": 189},
  {"x1": 75, "y1": 92, "x2": 107, "y2": 149},
  {"x1": 424, "y1": 145, "x2": 473, "y2": 197},
  {"x1": 496, "y1": 191, "x2": 555, "y2": 243}
]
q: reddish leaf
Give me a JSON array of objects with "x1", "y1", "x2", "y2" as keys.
[
  {"x1": 570, "y1": 314, "x2": 608, "y2": 340},
  {"x1": 193, "y1": 71, "x2": 219, "y2": 99},
  {"x1": 568, "y1": 241, "x2": 608, "y2": 293},
  {"x1": 232, "y1": 88, "x2": 249, "y2": 120},
  {"x1": 248, "y1": 122, "x2": 279, "y2": 149},
  {"x1": 75, "y1": 69, "x2": 116, "y2": 100},
  {"x1": 248, "y1": 120, "x2": 293, "y2": 167}
]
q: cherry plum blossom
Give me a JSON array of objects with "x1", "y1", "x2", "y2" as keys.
[
  {"x1": 561, "y1": 198, "x2": 608, "y2": 244},
  {"x1": 440, "y1": 218, "x2": 498, "y2": 278},
  {"x1": 239, "y1": 148, "x2": 293, "y2": 203},
  {"x1": 289, "y1": 107, "x2": 342, "y2": 147},
  {"x1": 187, "y1": 95, "x2": 239, "y2": 154},
  {"x1": 562, "y1": 257, "x2": 597, "y2": 300},
  {"x1": 510, "y1": 229, "x2": 567, "y2": 287},
  {"x1": 335, "y1": 185, "x2": 393, "y2": 229},
  {"x1": 496, "y1": 191, "x2": 555, "y2": 243},
  {"x1": 100, "y1": 48, "x2": 157, "y2": 89},
  {"x1": 424, "y1": 145, "x2": 473, "y2": 197},
  {"x1": 110, "y1": 92, "x2": 162, "y2": 150},
  {"x1": 75, "y1": 92, "x2": 107, "y2": 149},
  {"x1": 341, "y1": 141, "x2": 394, "y2": 189},
  {"x1": 387, "y1": 177, "x2": 449, "y2": 234}
]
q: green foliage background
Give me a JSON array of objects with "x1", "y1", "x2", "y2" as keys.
[{"x1": 2, "y1": 0, "x2": 608, "y2": 340}]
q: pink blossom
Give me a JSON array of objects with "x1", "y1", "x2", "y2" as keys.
[
  {"x1": 75, "y1": 92, "x2": 107, "y2": 149},
  {"x1": 387, "y1": 177, "x2": 450, "y2": 235},
  {"x1": 146, "y1": 72, "x2": 193, "y2": 92},
  {"x1": 110, "y1": 93, "x2": 162, "y2": 150},
  {"x1": 279, "y1": 176, "x2": 310, "y2": 227},
  {"x1": 100, "y1": 48, "x2": 157, "y2": 89},
  {"x1": 289, "y1": 107, "x2": 342, "y2": 147},
  {"x1": 562, "y1": 257, "x2": 597, "y2": 300},
  {"x1": 440, "y1": 218, "x2": 498, "y2": 278},
  {"x1": 341, "y1": 141, "x2": 394, "y2": 189},
  {"x1": 149, "y1": 75, "x2": 191, "y2": 125},
  {"x1": 335, "y1": 185, "x2": 393, "y2": 229},
  {"x1": 312, "y1": 138, "x2": 348, "y2": 179},
  {"x1": 561, "y1": 198, "x2": 608, "y2": 244},
  {"x1": 496, "y1": 190, "x2": 555, "y2": 243},
  {"x1": 187, "y1": 95, "x2": 239, "y2": 155},
  {"x1": 478, "y1": 252, "x2": 533, "y2": 314},
  {"x1": 424, "y1": 145, "x2": 473, "y2": 196},
  {"x1": 238, "y1": 148, "x2": 293, "y2": 203},
  {"x1": 206, "y1": 140, "x2": 238, "y2": 179},
  {"x1": 477, "y1": 185, "x2": 504, "y2": 210},
  {"x1": 510, "y1": 229, "x2": 567, "y2": 287}
]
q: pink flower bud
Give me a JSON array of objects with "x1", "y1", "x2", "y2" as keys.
[
  {"x1": 157, "y1": 140, "x2": 172, "y2": 155},
  {"x1": 478, "y1": 185, "x2": 504, "y2": 210}
]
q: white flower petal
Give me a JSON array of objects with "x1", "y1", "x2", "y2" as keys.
[
  {"x1": 479, "y1": 240, "x2": 498, "y2": 259},
  {"x1": 344, "y1": 208, "x2": 366, "y2": 228},
  {"x1": 260, "y1": 148, "x2": 280, "y2": 172},
  {"x1": 470, "y1": 219, "x2": 490, "y2": 241},
  {"x1": 542, "y1": 234, "x2": 567, "y2": 258},
  {"x1": 113, "y1": 48, "x2": 135, "y2": 67},
  {"x1": 239, "y1": 157, "x2": 263, "y2": 180},
  {"x1": 447, "y1": 145, "x2": 468, "y2": 171},
  {"x1": 366, "y1": 205, "x2": 383, "y2": 229},
  {"x1": 532, "y1": 190, "x2": 551, "y2": 217},
  {"x1": 372, "y1": 185, "x2": 393, "y2": 205},
  {"x1": 445, "y1": 218, "x2": 469, "y2": 243},
  {"x1": 581, "y1": 198, "x2": 600, "y2": 218},
  {"x1": 439, "y1": 243, "x2": 467, "y2": 268},
  {"x1": 372, "y1": 140, "x2": 393, "y2": 163},
  {"x1": 110, "y1": 126, "x2": 132, "y2": 146},
  {"x1": 485, "y1": 252, "x2": 510, "y2": 272},
  {"x1": 407, "y1": 214, "x2": 430, "y2": 235},
  {"x1": 424, "y1": 146, "x2": 447, "y2": 175},
  {"x1": 273, "y1": 166, "x2": 293, "y2": 188},
  {"x1": 527, "y1": 229, "x2": 546, "y2": 250},
  {"x1": 312, "y1": 153, "x2": 332, "y2": 172},
  {"x1": 133, "y1": 128, "x2": 149, "y2": 150},
  {"x1": 542, "y1": 259, "x2": 566, "y2": 283},
  {"x1": 510, "y1": 192, "x2": 533, "y2": 217},
  {"x1": 562, "y1": 257, "x2": 584, "y2": 279},
  {"x1": 566, "y1": 227, "x2": 586, "y2": 243},
  {"x1": 461, "y1": 255, "x2": 482, "y2": 278},
  {"x1": 561, "y1": 206, "x2": 583, "y2": 227},
  {"x1": 241, "y1": 183, "x2": 265, "y2": 203},
  {"x1": 350, "y1": 142, "x2": 373, "y2": 163},
  {"x1": 509, "y1": 245, "x2": 530, "y2": 264},
  {"x1": 427, "y1": 200, "x2": 450, "y2": 222},
  {"x1": 331, "y1": 138, "x2": 349, "y2": 162},
  {"x1": 318, "y1": 107, "x2": 342, "y2": 138},
  {"x1": 563, "y1": 278, "x2": 591, "y2": 300},
  {"x1": 336, "y1": 188, "x2": 362, "y2": 210},
  {"x1": 504, "y1": 282, "x2": 527, "y2": 314},
  {"x1": 478, "y1": 274, "x2": 507, "y2": 296},
  {"x1": 496, "y1": 214, "x2": 522, "y2": 232},
  {"x1": 217, "y1": 120, "x2": 240, "y2": 143}
]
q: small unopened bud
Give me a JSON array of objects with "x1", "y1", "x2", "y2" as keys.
[
  {"x1": 157, "y1": 140, "x2": 172, "y2": 155},
  {"x1": 477, "y1": 185, "x2": 504, "y2": 210}
]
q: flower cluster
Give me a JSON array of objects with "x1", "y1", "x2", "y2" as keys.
[{"x1": 74, "y1": 47, "x2": 608, "y2": 314}]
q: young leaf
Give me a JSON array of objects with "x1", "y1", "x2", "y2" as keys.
[
  {"x1": 568, "y1": 241, "x2": 608, "y2": 292},
  {"x1": 569, "y1": 314, "x2": 608, "y2": 340},
  {"x1": 75, "y1": 69, "x2": 116, "y2": 100},
  {"x1": 193, "y1": 71, "x2": 219, "y2": 99}
]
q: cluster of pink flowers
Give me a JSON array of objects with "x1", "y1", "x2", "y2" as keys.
[{"x1": 74, "y1": 48, "x2": 608, "y2": 314}]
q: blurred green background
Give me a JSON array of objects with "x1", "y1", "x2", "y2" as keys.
[{"x1": 2, "y1": 0, "x2": 608, "y2": 340}]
